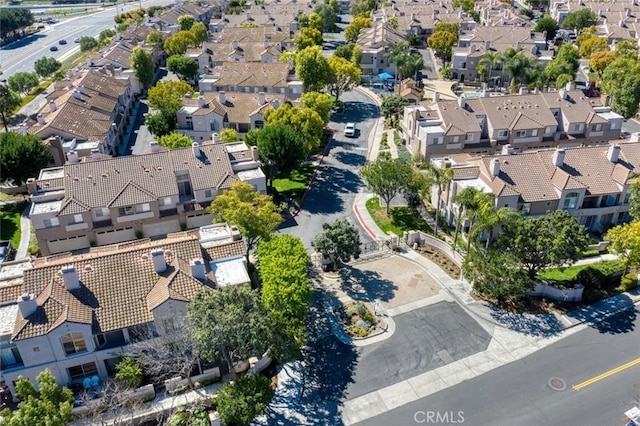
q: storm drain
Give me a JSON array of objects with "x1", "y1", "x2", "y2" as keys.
[{"x1": 548, "y1": 377, "x2": 567, "y2": 391}]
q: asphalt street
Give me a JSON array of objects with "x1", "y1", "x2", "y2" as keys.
[
  {"x1": 358, "y1": 306, "x2": 640, "y2": 426},
  {"x1": 279, "y1": 88, "x2": 380, "y2": 248},
  {"x1": 0, "y1": 0, "x2": 174, "y2": 77},
  {"x1": 347, "y1": 302, "x2": 491, "y2": 400}
]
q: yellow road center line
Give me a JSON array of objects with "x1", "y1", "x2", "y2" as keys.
[{"x1": 572, "y1": 357, "x2": 640, "y2": 391}]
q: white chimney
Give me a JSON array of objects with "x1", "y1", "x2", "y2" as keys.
[
  {"x1": 49, "y1": 100, "x2": 57, "y2": 113},
  {"x1": 457, "y1": 96, "x2": 466, "y2": 109},
  {"x1": 272, "y1": 99, "x2": 280, "y2": 109},
  {"x1": 251, "y1": 145, "x2": 259, "y2": 161},
  {"x1": 150, "y1": 141, "x2": 160, "y2": 153},
  {"x1": 67, "y1": 150, "x2": 80, "y2": 164},
  {"x1": 469, "y1": 44, "x2": 476, "y2": 54},
  {"x1": 559, "y1": 88, "x2": 568, "y2": 100},
  {"x1": 518, "y1": 87, "x2": 528, "y2": 95},
  {"x1": 258, "y1": 91, "x2": 266, "y2": 105},
  {"x1": 485, "y1": 40, "x2": 491, "y2": 50},
  {"x1": 232, "y1": 39, "x2": 238, "y2": 49},
  {"x1": 91, "y1": 149, "x2": 101, "y2": 161},
  {"x1": 73, "y1": 90, "x2": 83, "y2": 101},
  {"x1": 37, "y1": 113, "x2": 45, "y2": 126},
  {"x1": 501, "y1": 144, "x2": 514, "y2": 155},
  {"x1": 565, "y1": 81, "x2": 575, "y2": 91},
  {"x1": 190, "y1": 258, "x2": 207, "y2": 280},
  {"x1": 198, "y1": 95, "x2": 205, "y2": 108},
  {"x1": 17, "y1": 293, "x2": 38, "y2": 318},
  {"x1": 219, "y1": 91, "x2": 226, "y2": 105},
  {"x1": 151, "y1": 249, "x2": 167, "y2": 273},
  {"x1": 79, "y1": 85, "x2": 87, "y2": 95},
  {"x1": 411, "y1": 12, "x2": 416, "y2": 21},
  {"x1": 246, "y1": 12, "x2": 251, "y2": 20},
  {"x1": 212, "y1": 133, "x2": 221, "y2": 143},
  {"x1": 490, "y1": 158, "x2": 500, "y2": 177},
  {"x1": 61, "y1": 265, "x2": 81, "y2": 290},
  {"x1": 433, "y1": 92, "x2": 440, "y2": 102},
  {"x1": 553, "y1": 148, "x2": 565, "y2": 167},
  {"x1": 192, "y1": 142, "x2": 201, "y2": 157},
  {"x1": 66, "y1": 78, "x2": 73, "y2": 89},
  {"x1": 607, "y1": 144, "x2": 621, "y2": 163}
]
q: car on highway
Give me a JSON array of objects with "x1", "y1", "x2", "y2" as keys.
[
  {"x1": 47, "y1": 18, "x2": 58, "y2": 24},
  {"x1": 74, "y1": 37, "x2": 80, "y2": 43},
  {"x1": 50, "y1": 45, "x2": 59, "y2": 51},
  {"x1": 344, "y1": 122, "x2": 356, "y2": 137},
  {"x1": 58, "y1": 39, "x2": 67, "y2": 45}
]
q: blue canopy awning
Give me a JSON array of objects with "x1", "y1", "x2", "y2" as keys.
[{"x1": 378, "y1": 72, "x2": 394, "y2": 80}]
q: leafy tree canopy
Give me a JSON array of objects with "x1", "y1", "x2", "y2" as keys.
[
  {"x1": 534, "y1": 15, "x2": 559, "y2": 40},
  {"x1": 361, "y1": 158, "x2": 414, "y2": 214},
  {"x1": 190, "y1": 21, "x2": 208, "y2": 46},
  {"x1": 294, "y1": 27, "x2": 323, "y2": 50},
  {"x1": 164, "y1": 30, "x2": 197, "y2": 56},
  {"x1": 114, "y1": 357, "x2": 143, "y2": 389},
  {"x1": 344, "y1": 16, "x2": 371, "y2": 44},
  {"x1": 326, "y1": 55, "x2": 361, "y2": 100},
  {"x1": 8, "y1": 71, "x2": 38, "y2": 95},
  {"x1": 294, "y1": 45, "x2": 330, "y2": 91},
  {"x1": 34, "y1": 57, "x2": 62, "y2": 78},
  {"x1": 0, "y1": 84, "x2": 21, "y2": 132},
  {"x1": 130, "y1": 46, "x2": 155, "y2": 87},
  {"x1": 301, "y1": 91, "x2": 333, "y2": 125},
  {"x1": 606, "y1": 220, "x2": 640, "y2": 271},
  {"x1": 0, "y1": 132, "x2": 52, "y2": 185},
  {"x1": 264, "y1": 103, "x2": 324, "y2": 155},
  {"x1": 216, "y1": 374, "x2": 274, "y2": 426},
  {"x1": 256, "y1": 124, "x2": 305, "y2": 187},
  {"x1": 157, "y1": 132, "x2": 192, "y2": 149},
  {"x1": 312, "y1": 219, "x2": 362, "y2": 270},
  {"x1": 562, "y1": 9, "x2": 597, "y2": 30},
  {"x1": 427, "y1": 30, "x2": 458, "y2": 61},
  {"x1": 147, "y1": 80, "x2": 191, "y2": 113},
  {"x1": 167, "y1": 54, "x2": 198, "y2": 81},
  {"x1": 79, "y1": 36, "x2": 98, "y2": 52},
  {"x1": 220, "y1": 128, "x2": 238, "y2": 143},
  {"x1": 178, "y1": 14, "x2": 195, "y2": 31},
  {"x1": 601, "y1": 57, "x2": 640, "y2": 119},
  {"x1": 381, "y1": 95, "x2": 409, "y2": 124}
]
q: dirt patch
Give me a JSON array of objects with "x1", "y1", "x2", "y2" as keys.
[{"x1": 414, "y1": 246, "x2": 461, "y2": 279}]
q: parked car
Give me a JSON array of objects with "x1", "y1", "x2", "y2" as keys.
[
  {"x1": 58, "y1": 39, "x2": 67, "y2": 45},
  {"x1": 50, "y1": 45, "x2": 58, "y2": 51},
  {"x1": 73, "y1": 37, "x2": 80, "y2": 43},
  {"x1": 344, "y1": 122, "x2": 356, "y2": 137}
]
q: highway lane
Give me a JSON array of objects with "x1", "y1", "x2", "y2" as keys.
[
  {"x1": 0, "y1": 0, "x2": 174, "y2": 77},
  {"x1": 358, "y1": 305, "x2": 640, "y2": 426}
]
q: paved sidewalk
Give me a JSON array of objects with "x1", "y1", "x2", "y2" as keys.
[
  {"x1": 16, "y1": 203, "x2": 31, "y2": 260},
  {"x1": 354, "y1": 86, "x2": 384, "y2": 161}
]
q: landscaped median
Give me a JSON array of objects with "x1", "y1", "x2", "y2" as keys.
[{"x1": 365, "y1": 196, "x2": 432, "y2": 236}]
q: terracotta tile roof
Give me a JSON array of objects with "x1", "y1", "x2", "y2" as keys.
[
  {"x1": 452, "y1": 166, "x2": 480, "y2": 179},
  {"x1": 214, "y1": 26, "x2": 290, "y2": 44},
  {"x1": 58, "y1": 197, "x2": 92, "y2": 216},
  {"x1": 14, "y1": 234, "x2": 223, "y2": 340},
  {"x1": 209, "y1": 62, "x2": 290, "y2": 88},
  {"x1": 0, "y1": 282, "x2": 24, "y2": 306},
  {"x1": 357, "y1": 20, "x2": 406, "y2": 50},
  {"x1": 202, "y1": 240, "x2": 245, "y2": 263}
]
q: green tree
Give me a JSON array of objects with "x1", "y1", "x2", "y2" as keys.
[
  {"x1": 344, "y1": 16, "x2": 371, "y2": 44},
  {"x1": 424, "y1": 164, "x2": 454, "y2": 237},
  {"x1": 130, "y1": 46, "x2": 155, "y2": 87},
  {"x1": 361, "y1": 158, "x2": 414, "y2": 214},
  {"x1": 615, "y1": 39, "x2": 639, "y2": 59},
  {"x1": 8, "y1": 71, "x2": 38, "y2": 95},
  {"x1": 0, "y1": 8, "x2": 34, "y2": 42},
  {"x1": 427, "y1": 30, "x2": 458, "y2": 62},
  {"x1": 579, "y1": 36, "x2": 607, "y2": 58},
  {"x1": 79, "y1": 36, "x2": 98, "y2": 52},
  {"x1": 606, "y1": 221, "x2": 640, "y2": 272},
  {"x1": 34, "y1": 57, "x2": 61, "y2": 79},
  {"x1": 381, "y1": 95, "x2": 409, "y2": 125},
  {"x1": 326, "y1": 55, "x2": 361, "y2": 100},
  {"x1": 601, "y1": 57, "x2": 640, "y2": 119},
  {"x1": 114, "y1": 357, "x2": 143, "y2": 389},
  {"x1": 301, "y1": 91, "x2": 333, "y2": 125},
  {"x1": 147, "y1": 80, "x2": 192, "y2": 112},
  {"x1": 216, "y1": 375, "x2": 274, "y2": 426},
  {"x1": 434, "y1": 21, "x2": 459, "y2": 35},
  {"x1": 146, "y1": 29, "x2": 164, "y2": 50},
  {"x1": 544, "y1": 43, "x2": 579, "y2": 85},
  {"x1": 264, "y1": 104, "x2": 324, "y2": 155},
  {"x1": 157, "y1": 132, "x2": 192, "y2": 149},
  {"x1": 220, "y1": 128, "x2": 238, "y2": 143},
  {"x1": 562, "y1": 9, "x2": 598, "y2": 30},
  {"x1": 451, "y1": 186, "x2": 481, "y2": 250},
  {"x1": 497, "y1": 210, "x2": 589, "y2": 279},
  {"x1": 256, "y1": 124, "x2": 305, "y2": 187},
  {"x1": 312, "y1": 219, "x2": 362, "y2": 270},
  {"x1": 178, "y1": 14, "x2": 195, "y2": 31},
  {"x1": 478, "y1": 51, "x2": 501, "y2": 87},
  {"x1": 0, "y1": 369, "x2": 73, "y2": 426},
  {"x1": 207, "y1": 181, "x2": 282, "y2": 262},
  {"x1": 294, "y1": 27, "x2": 323, "y2": 50},
  {"x1": 167, "y1": 54, "x2": 198, "y2": 82},
  {"x1": 349, "y1": 0, "x2": 375, "y2": 16},
  {"x1": 0, "y1": 132, "x2": 52, "y2": 185},
  {"x1": 187, "y1": 286, "x2": 274, "y2": 378},
  {"x1": 145, "y1": 111, "x2": 176, "y2": 137},
  {"x1": 257, "y1": 234, "x2": 310, "y2": 357},
  {"x1": 99, "y1": 28, "x2": 116, "y2": 46},
  {"x1": 629, "y1": 180, "x2": 640, "y2": 219},
  {"x1": 385, "y1": 41, "x2": 410, "y2": 79},
  {"x1": 589, "y1": 50, "x2": 615, "y2": 78},
  {"x1": 306, "y1": 12, "x2": 324, "y2": 33},
  {"x1": 164, "y1": 30, "x2": 197, "y2": 56},
  {"x1": 534, "y1": 16, "x2": 559, "y2": 40},
  {"x1": 462, "y1": 248, "x2": 532, "y2": 303},
  {"x1": 452, "y1": 0, "x2": 474, "y2": 13},
  {"x1": 0, "y1": 84, "x2": 21, "y2": 132},
  {"x1": 313, "y1": 3, "x2": 337, "y2": 32},
  {"x1": 243, "y1": 128, "x2": 259, "y2": 147},
  {"x1": 190, "y1": 21, "x2": 208, "y2": 46},
  {"x1": 295, "y1": 45, "x2": 330, "y2": 91}
]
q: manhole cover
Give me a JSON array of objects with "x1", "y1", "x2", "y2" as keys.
[{"x1": 548, "y1": 377, "x2": 567, "y2": 391}]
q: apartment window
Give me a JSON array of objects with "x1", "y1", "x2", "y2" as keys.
[
  {"x1": 545, "y1": 126, "x2": 554, "y2": 135},
  {"x1": 95, "y1": 334, "x2": 107, "y2": 348},
  {"x1": 433, "y1": 136, "x2": 443, "y2": 145},
  {"x1": 204, "y1": 189, "x2": 213, "y2": 198},
  {"x1": 464, "y1": 134, "x2": 473, "y2": 141},
  {"x1": 591, "y1": 123, "x2": 603, "y2": 132},
  {"x1": 1, "y1": 339, "x2": 23, "y2": 369},
  {"x1": 210, "y1": 120, "x2": 219, "y2": 131},
  {"x1": 185, "y1": 116, "x2": 194, "y2": 131},
  {"x1": 624, "y1": 193, "x2": 631, "y2": 204},
  {"x1": 531, "y1": 129, "x2": 538, "y2": 137},
  {"x1": 497, "y1": 130, "x2": 508, "y2": 137},
  {"x1": 516, "y1": 130, "x2": 526, "y2": 138},
  {"x1": 118, "y1": 206, "x2": 135, "y2": 216},
  {"x1": 136, "y1": 203, "x2": 151, "y2": 213},
  {"x1": 61, "y1": 333, "x2": 87, "y2": 356},
  {"x1": 452, "y1": 136, "x2": 460, "y2": 143},
  {"x1": 601, "y1": 194, "x2": 618, "y2": 207},
  {"x1": 563, "y1": 192, "x2": 579, "y2": 210},
  {"x1": 70, "y1": 214, "x2": 83, "y2": 224},
  {"x1": 254, "y1": 120, "x2": 264, "y2": 129},
  {"x1": 43, "y1": 218, "x2": 60, "y2": 228},
  {"x1": 573, "y1": 123, "x2": 584, "y2": 132},
  {"x1": 95, "y1": 208, "x2": 110, "y2": 217},
  {"x1": 67, "y1": 362, "x2": 98, "y2": 381},
  {"x1": 609, "y1": 122, "x2": 618, "y2": 130},
  {"x1": 159, "y1": 197, "x2": 172, "y2": 206},
  {"x1": 520, "y1": 203, "x2": 531, "y2": 215}
]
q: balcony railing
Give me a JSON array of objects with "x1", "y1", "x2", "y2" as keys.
[
  {"x1": 93, "y1": 219, "x2": 113, "y2": 228},
  {"x1": 159, "y1": 208, "x2": 178, "y2": 218}
]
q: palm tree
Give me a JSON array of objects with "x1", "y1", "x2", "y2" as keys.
[
  {"x1": 474, "y1": 205, "x2": 521, "y2": 249},
  {"x1": 464, "y1": 191, "x2": 494, "y2": 253},
  {"x1": 478, "y1": 51, "x2": 500, "y2": 88},
  {"x1": 385, "y1": 41, "x2": 410, "y2": 80},
  {"x1": 499, "y1": 47, "x2": 526, "y2": 93},
  {"x1": 452, "y1": 186, "x2": 481, "y2": 251},
  {"x1": 425, "y1": 164, "x2": 454, "y2": 237},
  {"x1": 398, "y1": 53, "x2": 425, "y2": 82}
]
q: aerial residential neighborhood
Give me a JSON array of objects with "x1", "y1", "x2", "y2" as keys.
[{"x1": 0, "y1": 0, "x2": 639, "y2": 424}]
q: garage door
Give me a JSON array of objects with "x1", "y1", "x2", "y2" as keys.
[
  {"x1": 47, "y1": 235, "x2": 90, "y2": 254},
  {"x1": 96, "y1": 227, "x2": 136, "y2": 246},
  {"x1": 186, "y1": 214, "x2": 213, "y2": 229},
  {"x1": 142, "y1": 220, "x2": 180, "y2": 238}
]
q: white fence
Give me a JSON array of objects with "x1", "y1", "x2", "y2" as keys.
[{"x1": 405, "y1": 231, "x2": 464, "y2": 266}]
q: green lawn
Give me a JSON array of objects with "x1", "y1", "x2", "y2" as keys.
[
  {"x1": 366, "y1": 197, "x2": 432, "y2": 235},
  {"x1": 537, "y1": 260, "x2": 624, "y2": 282},
  {"x1": 272, "y1": 164, "x2": 315, "y2": 199},
  {"x1": 0, "y1": 202, "x2": 27, "y2": 249}
]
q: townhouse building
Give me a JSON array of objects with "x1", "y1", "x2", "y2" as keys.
[
  {"x1": 153, "y1": 2, "x2": 214, "y2": 33},
  {"x1": 26, "y1": 140, "x2": 266, "y2": 256},
  {"x1": 198, "y1": 61, "x2": 303, "y2": 98},
  {"x1": 26, "y1": 69, "x2": 135, "y2": 158},
  {"x1": 0, "y1": 227, "x2": 250, "y2": 398},
  {"x1": 401, "y1": 87, "x2": 624, "y2": 160},
  {"x1": 356, "y1": 19, "x2": 407, "y2": 78},
  {"x1": 431, "y1": 142, "x2": 640, "y2": 236},
  {"x1": 209, "y1": 9, "x2": 301, "y2": 34},
  {"x1": 177, "y1": 91, "x2": 287, "y2": 139}
]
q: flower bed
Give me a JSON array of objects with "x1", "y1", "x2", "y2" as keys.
[{"x1": 336, "y1": 301, "x2": 380, "y2": 338}]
